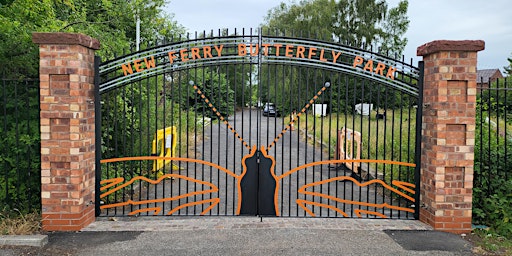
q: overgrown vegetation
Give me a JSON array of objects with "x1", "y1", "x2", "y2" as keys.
[
  {"x1": 0, "y1": 79, "x2": 40, "y2": 213},
  {"x1": 473, "y1": 79, "x2": 512, "y2": 240},
  {"x1": 0, "y1": 209, "x2": 40, "y2": 235},
  {"x1": 468, "y1": 228, "x2": 512, "y2": 255}
]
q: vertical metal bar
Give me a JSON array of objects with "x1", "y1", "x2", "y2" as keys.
[
  {"x1": 161, "y1": 72, "x2": 167, "y2": 215},
  {"x1": 318, "y1": 70, "x2": 324, "y2": 216},
  {"x1": 121, "y1": 78, "x2": 128, "y2": 215},
  {"x1": 406, "y1": 92, "x2": 413, "y2": 219},
  {"x1": 1, "y1": 79, "x2": 8, "y2": 208},
  {"x1": 145, "y1": 71, "x2": 151, "y2": 215},
  {"x1": 335, "y1": 73, "x2": 342, "y2": 216},
  {"x1": 495, "y1": 77, "x2": 500, "y2": 193},
  {"x1": 14, "y1": 79, "x2": 20, "y2": 209},
  {"x1": 256, "y1": 28, "x2": 262, "y2": 148},
  {"x1": 343, "y1": 74, "x2": 350, "y2": 215},
  {"x1": 239, "y1": 62, "x2": 245, "y2": 214},
  {"x1": 94, "y1": 56, "x2": 102, "y2": 216},
  {"x1": 295, "y1": 66, "x2": 303, "y2": 216},
  {"x1": 486, "y1": 78, "x2": 492, "y2": 196},
  {"x1": 390, "y1": 85, "x2": 397, "y2": 218},
  {"x1": 129, "y1": 73, "x2": 135, "y2": 214},
  {"x1": 397, "y1": 90, "x2": 404, "y2": 219},
  {"x1": 304, "y1": 67, "x2": 310, "y2": 214},
  {"x1": 350, "y1": 76, "x2": 357, "y2": 218},
  {"x1": 359, "y1": 78, "x2": 366, "y2": 216},
  {"x1": 382, "y1": 85, "x2": 390, "y2": 217},
  {"x1": 189, "y1": 69, "x2": 196, "y2": 215},
  {"x1": 137, "y1": 78, "x2": 143, "y2": 214},
  {"x1": 374, "y1": 79, "x2": 382, "y2": 214},
  {"x1": 365, "y1": 80, "x2": 373, "y2": 217},
  {"x1": 327, "y1": 73, "x2": 333, "y2": 218},
  {"x1": 414, "y1": 61, "x2": 425, "y2": 220},
  {"x1": 218, "y1": 30, "x2": 226, "y2": 216},
  {"x1": 312, "y1": 69, "x2": 318, "y2": 214},
  {"x1": 505, "y1": 78, "x2": 509, "y2": 181},
  {"x1": 287, "y1": 64, "x2": 293, "y2": 217},
  {"x1": 227, "y1": 63, "x2": 233, "y2": 215}
]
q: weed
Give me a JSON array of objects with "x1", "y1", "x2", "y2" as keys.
[
  {"x1": 0, "y1": 209, "x2": 40, "y2": 235},
  {"x1": 467, "y1": 229, "x2": 512, "y2": 255}
]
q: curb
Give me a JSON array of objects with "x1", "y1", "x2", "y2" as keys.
[{"x1": 0, "y1": 235, "x2": 48, "y2": 247}]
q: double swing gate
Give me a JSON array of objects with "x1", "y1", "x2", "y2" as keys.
[{"x1": 95, "y1": 29, "x2": 423, "y2": 219}]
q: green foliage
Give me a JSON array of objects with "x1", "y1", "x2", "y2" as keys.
[
  {"x1": 170, "y1": 69, "x2": 235, "y2": 117},
  {"x1": 0, "y1": 0, "x2": 63, "y2": 78},
  {"x1": 263, "y1": 0, "x2": 409, "y2": 53},
  {"x1": 379, "y1": 0, "x2": 409, "y2": 57},
  {"x1": 264, "y1": 0, "x2": 336, "y2": 39},
  {"x1": 0, "y1": 0, "x2": 185, "y2": 78},
  {"x1": 473, "y1": 120, "x2": 512, "y2": 239},
  {"x1": 0, "y1": 0, "x2": 186, "y2": 211},
  {"x1": 505, "y1": 55, "x2": 512, "y2": 76},
  {"x1": 0, "y1": 80, "x2": 40, "y2": 213},
  {"x1": 470, "y1": 228, "x2": 512, "y2": 255},
  {"x1": 478, "y1": 79, "x2": 512, "y2": 117}
]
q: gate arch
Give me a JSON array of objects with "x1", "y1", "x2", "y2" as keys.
[{"x1": 96, "y1": 29, "x2": 422, "y2": 219}]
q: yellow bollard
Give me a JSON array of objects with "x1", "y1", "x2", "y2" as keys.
[{"x1": 151, "y1": 126, "x2": 181, "y2": 177}]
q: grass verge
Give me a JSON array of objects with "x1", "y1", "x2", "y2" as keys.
[
  {"x1": 466, "y1": 229, "x2": 512, "y2": 255},
  {"x1": 0, "y1": 209, "x2": 40, "y2": 235}
]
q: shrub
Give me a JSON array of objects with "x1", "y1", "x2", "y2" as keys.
[{"x1": 473, "y1": 121, "x2": 512, "y2": 239}]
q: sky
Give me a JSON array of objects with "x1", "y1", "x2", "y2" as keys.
[{"x1": 165, "y1": 0, "x2": 512, "y2": 72}]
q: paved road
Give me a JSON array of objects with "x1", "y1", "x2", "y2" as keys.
[{"x1": 0, "y1": 217, "x2": 473, "y2": 256}]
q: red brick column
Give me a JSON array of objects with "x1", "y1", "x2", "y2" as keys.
[
  {"x1": 417, "y1": 40, "x2": 484, "y2": 234},
  {"x1": 32, "y1": 33, "x2": 100, "y2": 231}
]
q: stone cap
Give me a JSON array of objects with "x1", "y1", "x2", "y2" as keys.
[
  {"x1": 417, "y1": 40, "x2": 484, "y2": 56},
  {"x1": 32, "y1": 32, "x2": 100, "y2": 50}
]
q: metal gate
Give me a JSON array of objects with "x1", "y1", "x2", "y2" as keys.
[{"x1": 95, "y1": 29, "x2": 423, "y2": 219}]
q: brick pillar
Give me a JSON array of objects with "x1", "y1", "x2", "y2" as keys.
[
  {"x1": 32, "y1": 33, "x2": 100, "y2": 231},
  {"x1": 417, "y1": 40, "x2": 484, "y2": 234}
]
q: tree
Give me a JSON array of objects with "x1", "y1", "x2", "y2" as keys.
[
  {"x1": 505, "y1": 55, "x2": 512, "y2": 76},
  {"x1": 169, "y1": 68, "x2": 235, "y2": 118},
  {"x1": 263, "y1": 0, "x2": 409, "y2": 53},
  {"x1": 263, "y1": 0, "x2": 336, "y2": 39},
  {"x1": 0, "y1": 0, "x2": 185, "y2": 78},
  {"x1": 334, "y1": 0, "x2": 387, "y2": 48},
  {"x1": 379, "y1": 0, "x2": 409, "y2": 56},
  {"x1": 261, "y1": 0, "x2": 411, "y2": 114},
  {"x1": 0, "y1": 0, "x2": 63, "y2": 78}
]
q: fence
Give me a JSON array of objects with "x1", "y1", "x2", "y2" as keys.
[
  {"x1": 0, "y1": 78, "x2": 41, "y2": 213},
  {"x1": 475, "y1": 77, "x2": 511, "y2": 218}
]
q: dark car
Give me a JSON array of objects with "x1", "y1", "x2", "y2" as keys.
[{"x1": 263, "y1": 103, "x2": 280, "y2": 117}]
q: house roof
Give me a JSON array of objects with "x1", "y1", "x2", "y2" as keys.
[{"x1": 477, "y1": 69, "x2": 503, "y2": 82}]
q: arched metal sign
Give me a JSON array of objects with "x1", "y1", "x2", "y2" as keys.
[{"x1": 99, "y1": 33, "x2": 420, "y2": 95}]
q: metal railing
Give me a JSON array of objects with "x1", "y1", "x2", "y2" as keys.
[
  {"x1": 0, "y1": 78, "x2": 40, "y2": 213},
  {"x1": 476, "y1": 77, "x2": 511, "y2": 197}
]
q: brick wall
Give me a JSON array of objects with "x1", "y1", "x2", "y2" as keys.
[
  {"x1": 417, "y1": 40, "x2": 484, "y2": 234},
  {"x1": 33, "y1": 33, "x2": 100, "y2": 231}
]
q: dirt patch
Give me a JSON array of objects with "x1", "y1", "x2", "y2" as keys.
[{"x1": 463, "y1": 232, "x2": 512, "y2": 256}]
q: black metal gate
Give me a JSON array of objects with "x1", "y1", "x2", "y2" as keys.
[{"x1": 95, "y1": 29, "x2": 423, "y2": 219}]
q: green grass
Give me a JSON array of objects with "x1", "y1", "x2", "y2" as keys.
[
  {"x1": 469, "y1": 229, "x2": 512, "y2": 255},
  {"x1": 290, "y1": 108, "x2": 418, "y2": 183}
]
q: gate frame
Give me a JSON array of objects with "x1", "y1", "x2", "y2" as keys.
[{"x1": 34, "y1": 32, "x2": 483, "y2": 234}]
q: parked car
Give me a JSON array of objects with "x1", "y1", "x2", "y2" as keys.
[{"x1": 263, "y1": 103, "x2": 280, "y2": 117}]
